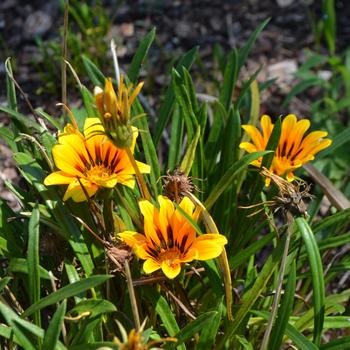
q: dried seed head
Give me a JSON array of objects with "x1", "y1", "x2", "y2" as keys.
[
  {"x1": 107, "y1": 243, "x2": 133, "y2": 272},
  {"x1": 261, "y1": 167, "x2": 313, "y2": 216},
  {"x1": 162, "y1": 168, "x2": 195, "y2": 202}
]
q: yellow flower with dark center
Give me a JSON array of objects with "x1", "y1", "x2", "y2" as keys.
[
  {"x1": 118, "y1": 195, "x2": 228, "y2": 279},
  {"x1": 94, "y1": 76, "x2": 144, "y2": 148},
  {"x1": 44, "y1": 118, "x2": 150, "y2": 202},
  {"x1": 239, "y1": 114, "x2": 332, "y2": 184}
]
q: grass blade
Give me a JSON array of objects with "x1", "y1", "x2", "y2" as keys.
[
  {"x1": 42, "y1": 300, "x2": 67, "y2": 350},
  {"x1": 22, "y1": 275, "x2": 112, "y2": 318},
  {"x1": 128, "y1": 28, "x2": 156, "y2": 83},
  {"x1": 296, "y1": 217, "x2": 325, "y2": 346}
]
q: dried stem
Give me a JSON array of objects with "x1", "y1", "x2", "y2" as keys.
[
  {"x1": 125, "y1": 147, "x2": 151, "y2": 201},
  {"x1": 124, "y1": 260, "x2": 141, "y2": 330}
]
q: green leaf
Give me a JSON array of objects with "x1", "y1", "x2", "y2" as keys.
[
  {"x1": 42, "y1": 300, "x2": 67, "y2": 350},
  {"x1": 205, "y1": 151, "x2": 271, "y2": 210},
  {"x1": 180, "y1": 126, "x2": 201, "y2": 176},
  {"x1": 0, "y1": 277, "x2": 12, "y2": 292},
  {"x1": 5, "y1": 58, "x2": 17, "y2": 110},
  {"x1": 154, "y1": 47, "x2": 198, "y2": 146},
  {"x1": 82, "y1": 55, "x2": 106, "y2": 86},
  {"x1": 167, "y1": 105, "x2": 184, "y2": 170},
  {"x1": 218, "y1": 237, "x2": 285, "y2": 348},
  {"x1": 296, "y1": 218, "x2": 325, "y2": 346},
  {"x1": 320, "y1": 336, "x2": 350, "y2": 350},
  {"x1": 219, "y1": 49, "x2": 238, "y2": 110},
  {"x1": 313, "y1": 208, "x2": 350, "y2": 234},
  {"x1": 81, "y1": 85, "x2": 98, "y2": 118},
  {"x1": 69, "y1": 343, "x2": 119, "y2": 350},
  {"x1": 22, "y1": 275, "x2": 113, "y2": 318},
  {"x1": 0, "y1": 106, "x2": 42, "y2": 132},
  {"x1": 170, "y1": 311, "x2": 217, "y2": 348},
  {"x1": 238, "y1": 18, "x2": 270, "y2": 71},
  {"x1": 282, "y1": 78, "x2": 323, "y2": 107},
  {"x1": 318, "y1": 127, "x2": 350, "y2": 158},
  {"x1": 196, "y1": 301, "x2": 223, "y2": 350},
  {"x1": 70, "y1": 299, "x2": 117, "y2": 318},
  {"x1": 27, "y1": 205, "x2": 41, "y2": 328},
  {"x1": 128, "y1": 28, "x2": 156, "y2": 83},
  {"x1": 145, "y1": 287, "x2": 185, "y2": 350},
  {"x1": 269, "y1": 261, "x2": 296, "y2": 350}
]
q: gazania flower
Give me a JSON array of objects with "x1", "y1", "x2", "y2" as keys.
[
  {"x1": 94, "y1": 76, "x2": 143, "y2": 149},
  {"x1": 239, "y1": 114, "x2": 332, "y2": 184},
  {"x1": 44, "y1": 117, "x2": 150, "y2": 202},
  {"x1": 118, "y1": 195, "x2": 227, "y2": 279}
]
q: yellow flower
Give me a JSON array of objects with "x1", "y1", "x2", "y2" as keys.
[
  {"x1": 44, "y1": 118, "x2": 150, "y2": 202},
  {"x1": 118, "y1": 195, "x2": 227, "y2": 279},
  {"x1": 94, "y1": 76, "x2": 144, "y2": 148},
  {"x1": 239, "y1": 114, "x2": 332, "y2": 183}
]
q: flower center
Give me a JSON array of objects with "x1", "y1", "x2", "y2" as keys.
[
  {"x1": 158, "y1": 249, "x2": 181, "y2": 266},
  {"x1": 85, "y1": 164, "x2": 112, "y2": 180}
]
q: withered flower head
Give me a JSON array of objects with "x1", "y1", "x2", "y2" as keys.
[
  {"x1": 162, "y1": 168, "x2": 195, "y2": 202},
  {"x1": 94, "y1": 76, "x2": 144, "y2": 149},
  {"x1": 261, "y1": 167, "x2": 313, "y2": 216}
]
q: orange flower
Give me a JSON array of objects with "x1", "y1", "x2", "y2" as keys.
[
  {"x1": 44, "y1": 118, "x2": 150, "y2": 202},
  {"x1": 239, "y1": 114, "x2": 332, "y2": 184},
  {"x1": 119, "y1": 195, "x2": 227, "y2": 279}
]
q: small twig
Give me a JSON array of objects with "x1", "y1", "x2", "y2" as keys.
[
  {"x1": 132, "y1": 267, "x2": 206, "y2": 287},
  {"x1": 18, "y1": 133, "x2": 53, "y2": 171},
  {"x1": 124, "y1": 260, "x2": 141, "y2": 330},
  {"x1": 162, "y1": 285, "x2": 196, "y2": 320},
  {"x1": 111, "y1": 39, "x2": 120, "y2": 86},
  {"x1": 61, "y1": 0, "x2": 69, "y2": 116},
  {"x1": 125, "y1": 147, "x2": 151, "y2": 201}
]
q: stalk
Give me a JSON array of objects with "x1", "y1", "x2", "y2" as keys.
[{"x1": 125, "y1": 147, "x2": 151, "y2": 201}]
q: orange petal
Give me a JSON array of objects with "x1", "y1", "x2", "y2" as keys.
[
  {"x1": 52, "y1": 144, "x2": 84, "y2": 176},
  {"x1": 158, "y1": 195, "x2": 174, "y2": 243}
]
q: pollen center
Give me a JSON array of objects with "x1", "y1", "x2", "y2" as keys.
[
  {"x1": 86, "y1": 165, "x2": 112, "y2": 180},
  {"x1": 158, "y1": 249, "x2": 181, "y2": 266}
]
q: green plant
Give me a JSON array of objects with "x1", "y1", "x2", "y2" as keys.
[{"x1": 0, "y1": 15, "x2": 350, "y2": 350}]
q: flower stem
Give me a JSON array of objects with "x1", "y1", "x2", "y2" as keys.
[
  {"x1": 125, "y1": 147, "x2": 151, "y2": 201},
  {"x1": 187, "y1": 192, "x2": 233, "y2": 321}
]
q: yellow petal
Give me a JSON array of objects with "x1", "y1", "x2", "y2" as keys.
[
  {"x1": 143, "y1": 259, "x2": 161, "y2": 274},
  {"x1": 44, "y1": 171, "x2": 74, "y2": 186},
  {"x1": 63, "y1": 178, "x2": 98, "y2": 202},
  {"x1": 139, "y1": 200, "x2": 161, "y2": 245},
  {"x1": 118, "y1": 231, "x2": 149, "y2": 258},
  {"x1": 189, "y1": 234, "x2": 227, "y2": 261},
  {"x1": 260, "y1": 115, "x2": 273, "y2": 144},
  {"x1": 239, "y1": 142, "x2": 258, "y2": 153},
  {"x1": 158, "y1": 195, "x2": 174, "y2": 242},
  {"x1": 242, "y1": 125, "x2": 264, "y2": 149},
  {"x1": 52, "y1": 144, "x2": 84, "y2": 176},
  {"x1": 83, "y1": 117, "x2": 105, "y2": 138},
  {"x1": 161, "y1": 260, "x2": 182, "y2": 279},
  {"x1": 135, "y1": 160, "x2": 151, "y2": 174}
]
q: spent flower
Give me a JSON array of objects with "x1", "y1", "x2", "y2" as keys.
[
  {"x1": 118, "y1": 195, "x2": 227, "y2": 279},
  {"x1": 44, "y1": 117, "x2": 150, "y2": 202},
  {"x1": 94, "y1": 76, "x2": 144, "y2": 148},
  {"x1": 239, "y1": 114, "x2": 332, "y2": 184}
]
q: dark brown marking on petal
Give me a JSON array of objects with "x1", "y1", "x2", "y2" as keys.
[
  {"x1": 291, "y1": 147, "x2": 303, "y2": 161},
  {"x1": 145, "y1": 246, "x2": 158, "y2": 259},
  {"x1": 167, "y1": 226, "x2": 174, "y2": 248},
  {"x1": 103, "y1": 146, "x2": 112, "y2": 168},
  {"x1": 280, "y1": 141, "x2": 287, "y2": 157},
  {"x1": 95, "y1": 143, "x2": 102, "y2": 165},
  {"x1": 179, "y1": 234, "x2": 189, "y2": 253},
  {"x1": 109, "y1": 151, "x2": 120, "y2": 172},
  {"x1": 286, "y1": 142, "x2": 295, "y2": 158}
]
